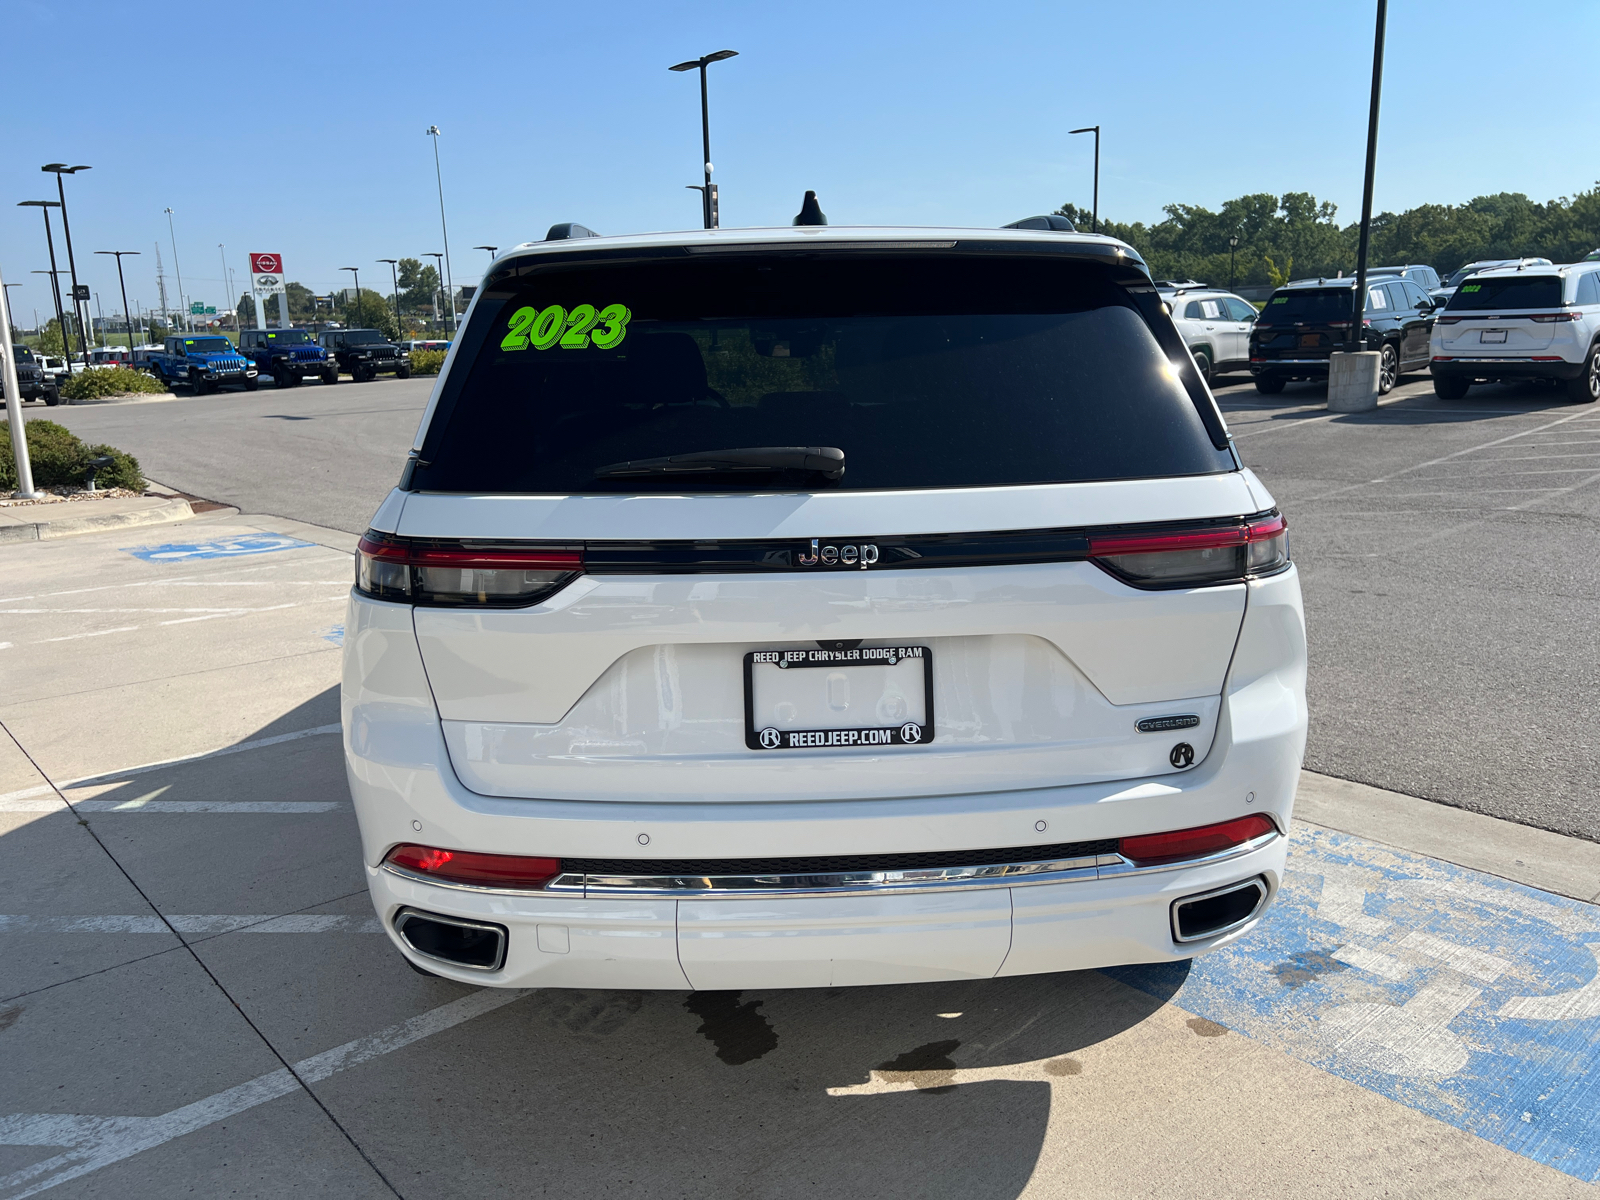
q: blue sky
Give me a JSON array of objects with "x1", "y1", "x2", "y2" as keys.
[{"x1": 3, "y1": 0, "x2": 1597, "y2": 326}]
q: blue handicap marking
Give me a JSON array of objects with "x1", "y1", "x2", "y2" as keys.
[
  {"x1": 323, "y1": 624, "x2": 345, "y2": 646},
  {"x1": 1106, "y1": 826, "x2": 1600, "y2": 1182},
  {"x1": 122, "y1": 535, "x2": 314, "y2": 563}
]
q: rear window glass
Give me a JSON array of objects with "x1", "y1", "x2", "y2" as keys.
[
  {"x1": 1447, "y1": 276, "x2": 1563, "y2": 311},
  {"x1": 1262, "y1": 290, "x2": 1353, "y2": 322},
  {"x1": 412, "y1": 254, "x2": 1231, "y2": 494}
]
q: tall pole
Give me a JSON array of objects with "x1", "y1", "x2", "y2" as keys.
[
  {"x1": 0, "y1": 257, "x2": 42, "y2": 499},
  {"x1": 670, "y1": 51, "x2": 737, "y2": 230},
  {"x1": 1350, "y1": 0, "x2": 1387, "y2": 351},
  {"x1": 164, "y1": 208, "x2": 188, "y2": 333},
  {"x1": 378, "y1": 259, "x2": 401, "y2": 335},
  {"x1": 1068, "y1": 127, "x2": 1099, "y2": 233},
  {"x1": 426, "y1": 127, "x2": 456, "y2": 331},
  {"x1": 340, "y1": 267, "x2": 360, "y2": 327},
  {"x1": 18, "y1": 203, "x2": 69, "y2": 359},
  {"x1": 95, "y1": 250, "x2": 140, "y2": 354},
  {"x1": 43, "y1": 166, "x2": 92, "y2": 365},
  {"x1": 425, "y1": 253, "x2": 445, "y2": 333}
]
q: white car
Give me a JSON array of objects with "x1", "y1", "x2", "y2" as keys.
[
  {"x1": 1159, "y1": 283, "x2": 1259, "y2": 383},
  {"x1": 343, "y1": 224, "x2": 1307, "y2": 989},
  {"x1": 1431, "y1": 262, "x2": 1600, "y2": 402}
]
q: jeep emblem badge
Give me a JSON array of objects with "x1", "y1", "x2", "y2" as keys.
[{"x1": 796, "y1": 538, "x2": 879, "y2": 569}]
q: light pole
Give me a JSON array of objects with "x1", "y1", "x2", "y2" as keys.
[
  {"x1": 42, "y1": 164, "x2": 91, "y2": 363},
  {"x1": 0, "y1": 257, "x2": 42, "y2": 499},
  {"x1": 94, "y1": 250, "x2": 140, "y2": 355},
  {"x1": 424, "y1": 126, "x2": 457, "y2": 331},
  {"x1": 473, "y1": 245, "x2": 497, "y2": 260},
  {"x1": 668, "y1": 49, "x2": 738, "y2": 229},
  {"x1": 1067, "y1": 127, "x2": 1099, "y2": 234},
  {"x1": 163, "y1": 207, "x2": 188, "y2": 333},
  {"x1": 1228, "y1": 235, "x2": 1240, "y2": 292},
  {"x1": 17, "y1": 201, "x2": 69, "y2": 359},
  {"x1": 377, "y1": 259, "x2": 401, "y2": 336},
  {"x1": 424, "y1": 253, "x2": 445, "y2": 333},
  {"x1": 340, "y1": 267, "x2": 361, "y2": 327},
  {"x1": 1349, "y1": 0, "x2": 1388, "y2": 352}
]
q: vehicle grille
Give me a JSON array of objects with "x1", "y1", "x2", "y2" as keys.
[{"x1": 565, "y1": 840, "x2": 1121, "y2": 877}]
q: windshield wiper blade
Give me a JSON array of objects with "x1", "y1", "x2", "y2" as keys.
[{"x1": 594, "y1": 446, "x2": 845, "y2": 480}]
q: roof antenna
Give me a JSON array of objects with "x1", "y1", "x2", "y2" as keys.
[{"x1": 793, "y1": 190, "x2": 827, "y2": 226}]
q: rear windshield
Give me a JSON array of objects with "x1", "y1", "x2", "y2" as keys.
[
  {"x1": 344, "y1": 330, "x2": 387, "y2": 345},
  {"x1": 411, "y1": 253, "x2": 1232, "y2": 494},
  {"x1": 1261, "y1": 289, "x2": 1353, "y2": 322},
  {"x1": 1447, "y1": 276, "x2": 1562, "y2": 311}
]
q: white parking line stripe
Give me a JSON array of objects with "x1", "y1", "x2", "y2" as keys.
[
  {"x1": 0, "y1": 800, "x2": 343, "y2": 814},
  {"x1": 36, "y1": 628, "x2": 140, "y2": 644},
  {"x1": 0, "y1": 556, "x2": 351, "y2": 605},
  {"x1": 0, "y1": 724, "x2": 342, "y2": 808},
  {"x1": 0, "y1": 915, "x2": 381, "y2": 934},
  {"x1": 0, "y1": 988, "x2": 530, "y2": 1198}
]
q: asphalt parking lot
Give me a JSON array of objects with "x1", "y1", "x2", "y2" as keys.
[
  {"x1": 33, "y1": 370, "x2": 1600, "y2": 840},
  {"x1": 2, "y1": 512, "x2": 1598, "y2": 1196}
]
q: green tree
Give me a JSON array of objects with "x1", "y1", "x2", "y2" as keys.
[{"x1": 339, "y1": 288, "x2": 399, "y2": 340}]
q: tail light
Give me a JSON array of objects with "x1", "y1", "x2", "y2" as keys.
[
  {"x1": 1120, "y1": 814, "x2": 1277, "y2": 866},
  {"x1": 1530, "y1": 312, "x2": 1583, "y2": 323},
  {"x1": 356, "y1": 533, "x2": 582, "y2": 607},
  {"x1": 384, "y1": 843, "x2": 563, "y2": 889},
  {"x1": 1089, "y1": 512, "x2": 1288, "y2": 588},
  {"x1": 1435, "y1": 315, "x2": 1463, "y2": 325}
]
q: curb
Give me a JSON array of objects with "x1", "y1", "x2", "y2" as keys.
[{"x1": 0, "y1": 497, "x2": 195, "y2": 543}]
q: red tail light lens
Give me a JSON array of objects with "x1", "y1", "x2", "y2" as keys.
[
  {"x1": 1119, "y1": 814, "x2": 1276, "y2": 866},
  {"x1": 1435, "y1": 315, "x2": 1463, "y2": 325},
  {"x1": 356, "y1": 533, "x2": 582, "y2": 607},
  {"x1": 1089, "y1": 513, "x2": 1288, "y2": 588},
  {"x1": 1529, "y1": 312, "x2": 1582, "y2": 323},
  {"x1": 384, "y1": 843, "x2": 563, "y2": 889}
]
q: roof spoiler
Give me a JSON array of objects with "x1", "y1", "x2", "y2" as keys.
[
  {"x1": 545, "y1": 223, "x2": 600, "y2": 241},
  {"x1": 1003, "y1": 214, "x2": 1076, "y2": 232}
]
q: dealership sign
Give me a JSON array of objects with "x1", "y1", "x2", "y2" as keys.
[{"x1": 250, "y1": 253, "x2": 286, "y2": 294}]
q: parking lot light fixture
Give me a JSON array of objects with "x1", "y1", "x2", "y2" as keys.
[
  {"x1": 1068, "y1": 127, "x2": 1099, "y2": 234},
  {"x1": 473, "y1": 245, "x2": 497, "y2": 260},
  {"x1": 0, "y1": 258, "x2": 43, "y2": 499},
  {"x1": 424, "y1": 253, "x2": 446, "y2": 332},
  {"x1": 669, "y1": 50, "x2": 738, "y2": 229},
  {"x1": 94, "y1": 250, "x2": 141, "y2": 354},
  {"x1": 340, "y1": 268, "x2": 361, "y2": 326},
  {"x1": 377, "y1": 259, "x2": 402, "y2": 336},
  {"x1": 42, "y1": 165, "x2": 91, "y2": 362},
  {"x1": 425, "y1": 127, "x2": 457, "y2": 332},
  {"x1": 162, "y1": 207, "x2": 188, "y2": 334},
  {"x1": 1229, "y1": 235, "x2": 1240, "y2": 292},
  {"x1": 17, "y1": 201, "x2": 69, "y2": 357},
  {"x1": 1350, "y1": 0, "x2": 1388, "y2": 352}
]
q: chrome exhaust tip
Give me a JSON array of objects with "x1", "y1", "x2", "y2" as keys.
[
  {"x1": 1171, "y1": 876, "x2": 1269, "y2": 944},
  {"x1": 394, "y1": 907, "x2": 508, "y2": 972}
]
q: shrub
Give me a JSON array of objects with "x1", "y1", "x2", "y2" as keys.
[
  {"x1": 60, "y1": 367, "x2": 166, "y2": 400},
  {"x1": 0, "y1": 420, "x2": 145, "y2": 492},
  {"x1": 410, "y1": 349, "x2": 447, "y2": 375}
]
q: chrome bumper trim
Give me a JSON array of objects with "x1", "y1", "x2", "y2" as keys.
[{"x1": 377, "y1": 831, "x2": 1282, "y2": 899}]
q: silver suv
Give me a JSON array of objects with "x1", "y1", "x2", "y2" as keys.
[{"x1": 1158, "y1": 282, "x2": 1259, "y2": 383}]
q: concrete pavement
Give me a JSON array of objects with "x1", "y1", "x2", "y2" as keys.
[{"x1": 2, "y1": 511, "x2": 1597, "y2": 1197}]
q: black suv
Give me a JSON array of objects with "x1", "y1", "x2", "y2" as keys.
[
  {"x1": 4, "y1": 343, "x2": 60, "y2": 406},
  {"x1": 240, "y1": 328, "x2": 337, "y2": 388},
  {"x1": 317, "y1": 329, "x2": 410, "y2": 382},
  {"x1": 1249, "y1": 277, "x2": 1437, "y2": 394}
]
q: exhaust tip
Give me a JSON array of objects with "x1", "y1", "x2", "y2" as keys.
[
  {"x1": 1171, "y1": 876, "x2": 1268, "y2": 944},
  {"x1": 394, "y1": 907, "x2": 508, "y2": 972}
]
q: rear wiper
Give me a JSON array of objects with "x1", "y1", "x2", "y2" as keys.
[{"x1": 594, "y1": 446, "x2": 845, "y2": 480}]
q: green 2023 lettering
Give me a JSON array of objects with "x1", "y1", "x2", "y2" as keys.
[{"x1": 501, "y1": 303, "x2": 631, "y2": 351}]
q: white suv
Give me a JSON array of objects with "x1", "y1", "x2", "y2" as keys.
[
  {"x1": 344, "y1": 225, "x2": 1307, "y2": 989},
  {"x1": 1431, "y1": 263, "x2": 1600, "y2": 402},
  {"x1": 1159, "y1": 283, "x2": 1259, "y2": 383}
]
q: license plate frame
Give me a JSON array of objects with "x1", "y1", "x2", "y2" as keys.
[
  {"x1": 1480, "y1": 329, "x2": 1508, "y2": 344},
  {"x1": 1299, "y1": 333, "x2": 1321, "y2": 348},
  {"x1": 744, "y1": 645, "x2": 934, "y2": 750}
]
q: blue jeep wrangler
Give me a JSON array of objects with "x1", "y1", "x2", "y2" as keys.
[
  {"x1": 239, "y1": 328, "x2": 338, "y2": 388},
  {"x1": 145, "y1": 335, "x2": 258, "y2": 394}
]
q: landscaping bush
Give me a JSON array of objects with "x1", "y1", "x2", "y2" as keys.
[
  {"x1": 0, "y1": 420, "x2": 145, "y2": 492},
  {"x1": 60, "y1": 366, "x2": 166, "y2": 400},
  {"x1": 410, "y1": 349, "x2": 447, "y2": 375}
]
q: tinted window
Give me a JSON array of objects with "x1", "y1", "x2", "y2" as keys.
[
  {"x1": 264, "y1": 330, "x2": 313, "y2": 345},
  {"x1": 344, "y1": 329, "x2": 387, "y2": 345},
  {"x1": 412, "y1": 253, "x2": 1232, "y2": 495},
  {"x1": 1574, "y1": 272, "x2": 1600, "y2": 306},
  {"x1": 1448, "y1": 277, "x2": 1563, "y2": 311},
  {"x1": 1263, "y1": 290, "x2": 1353, "y2": 322},
  {"x1": 1183, "y1": 301, "x2": 1203, "y2": 319},
  {"x1": 1401, "y1": 281, "x2": 1430, "y2": 308},
  {"x1": 1223, "y1": 298, "x2": 1258, "y2": 321},
  {"x1": 181, "y1": 337, "x2": 233, "y2": 353}
]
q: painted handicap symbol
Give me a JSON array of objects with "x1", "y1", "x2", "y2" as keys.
[{"x1": 122, "y1": 535, "x2": 313, "y2": 562}]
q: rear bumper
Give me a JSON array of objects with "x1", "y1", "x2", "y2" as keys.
[
  {"x1": 343, "y1": 567, "x2": 1307, "y2": 990},
  {"x1": 1430, "y1": 357, "x2": 1583, "y2": 382}
]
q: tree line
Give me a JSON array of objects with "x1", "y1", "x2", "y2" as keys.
[
  {"x1": 236, "y1": 258, "x2": 451, "y2": 338},
  {"x1": 1056, "y1": 183, "x2": 1600, "y2": 288}
]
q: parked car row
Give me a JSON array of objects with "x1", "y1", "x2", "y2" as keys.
[{"x1": 126, "y1": 330, "x2": 414, "y2": 394}]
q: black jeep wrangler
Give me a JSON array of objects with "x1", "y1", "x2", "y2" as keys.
[
  {"x1": 240, "y1": 328, "x2": 338, "y2": 388},
  {"x1": 5, "y1": 343, "x2": 61, "y2": 406},
  {"x1": 317, "y1": 329, "x2": 411, "y2": 382}
]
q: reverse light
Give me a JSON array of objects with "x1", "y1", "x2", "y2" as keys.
[
  {"x1": 1120, "y1": 814, "x2": 1276, "y2": 866},
  {"x1": 1089, "y1": 513, "x2": 1288, "y2": 588},
  {"x1": 356, "y1": 533, "x2": 582, "y2": 606},
  {"x1": 384, "y1": 844, "x2": 563, "y2": 889}
]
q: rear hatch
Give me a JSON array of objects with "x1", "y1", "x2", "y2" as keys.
[
  {"x1": 388, "y1": 243, "x2": 1266, "y2": 804},
  {"x1": 1252, "y1": 288, "x2": 1355, "y2": 362},
  {"x1": 1435, "y1": 274, "x2": 1564, "y2": 355}
]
